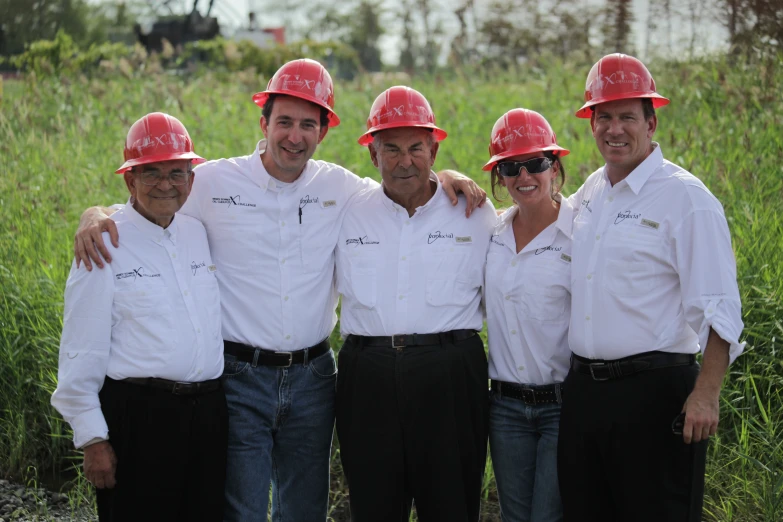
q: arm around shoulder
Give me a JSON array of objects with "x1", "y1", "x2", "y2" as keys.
[{"x1": 74, "y1": 206, "x2": 121, "y2": 271}]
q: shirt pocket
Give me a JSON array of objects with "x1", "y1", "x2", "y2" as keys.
[
  {"x1": 604, "y1": 259, "x2": 657, "y2": 297},
  {"x1": 192, "y1": 274, "x2": 221, "y2": 339},
  {"x1": 112, "y1": 286, "x2": 174, "y2": 348},
  {"x1": 521, "y1": 282, "x2": 568, "y2": 321},
  {"x1": 425, "y1": 245, "x2": 481, "y2": 308},
  {"x1": 348, "y1": 251, "x2": 380, "y2": 309}
]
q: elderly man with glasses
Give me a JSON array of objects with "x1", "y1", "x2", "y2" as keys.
[{"x1": 52, "y1": 112, "x2": 228, "y2": 522}]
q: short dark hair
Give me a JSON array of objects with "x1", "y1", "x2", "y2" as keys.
[
  {"x1": 490, "y1": 152, "x2": 566, "y2": 202},
  {"x1": 261, "y1": 93, "x2": 330, "y2": 129}
]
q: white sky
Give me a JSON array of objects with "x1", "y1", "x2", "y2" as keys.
[{"x1": 90, "y1": 0, "x2": 729, "y2": 64}]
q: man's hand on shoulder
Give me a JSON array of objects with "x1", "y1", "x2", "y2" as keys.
[
  {"x1": 75, "y1": 206, "x2": 119, "y2": 271},
  {"x1": 83, "y1": 440, "x2": 117, "y2": 489},
  {"x1": 437, "y1": 169, "x2": 487, "y2": 218}
]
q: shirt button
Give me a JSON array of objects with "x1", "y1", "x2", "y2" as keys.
[
  {"x1": 284, "y1": 296, "x2": 289, "y2": 301},
  {"x1": 197, "y1": 328, "x2": 201, "y2": 333},
  {"x1": 171, "y1": 253, "x2": 177, "y2": 258},
  {"x1": 518, "y1": 365, "x2": 525, "y2": 371},
  {"x1": 401, "y1": 256, "x2": 406, "y2": 261},
  {"x1": 510, "y1": 330, "x2": 517, "y2": 335},
  {"x1": 285, "y1": 335, "x2": 291, "y2": 340},
  {"x1": 586, "y1": 315, "x2": 591, "y2": 321},
  {"x1": 595, "y1": 235, "x2": 601, "y2": 241},
  {"x1": 197, "y1": 370, "x2": 202, "y2": 375},
  {"x1": 511, "y1": 261, "x2": 517, "y2": 267},
  {"x1": 281, "y1": 221, "x2": 286, "y2": 227},
  {"x1": 405, "y1": 222, "x2": 410, "y2": 226},
  {"x1": 505, "y1": 295, "x2": 511, "y2": 300},
  {"x1": 608, "y1": 196, "x2": 614, "y2": 202},
  {"x1": 587, "y1": 274, "x2": 592, "y2": 280},
  {"x1": 399, "y1": 295, "x2": 404, "y2": 300},
  {"x1": 281, "y1": 259, "x2": 286, "y2": 265},
  {"x1": 184, "y1": 290, "x2": 189, "y2": 296}
]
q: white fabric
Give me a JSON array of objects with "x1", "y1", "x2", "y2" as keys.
[
  {"x1": 52, "y1": 203, "x2": 223, "y2": 448},
  {"x1": 176, "y1": 140, "x2": 375, "y2": 351},
  {"x1": 486, "y1": 197, "x2": 574, "y2": 385},
  {"x1": 336, "y1": 173, "x2": 496, "y2": 336},
  {"x1": 568, "y1": 143, "x2": 744, "y2": 362}
]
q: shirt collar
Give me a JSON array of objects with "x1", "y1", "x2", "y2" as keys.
[
  {"x1": 380, "y1": 171, "x2": 442, "y2": 215},
  {"x1": 124, "y1": 197, "x2": 178, "y2": 244},
  {"x1": 495, "y1": 193, "x2": 573, "y2": 238},
  {"x1": 608, "y1": 142, "x2": 664, "y2": 195}
]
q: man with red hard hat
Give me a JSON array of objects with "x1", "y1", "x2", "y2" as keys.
[
  {"x1": 558, "y1": 53, "x2": 744, "y2": 521},
  {"x1": 335, "y1": 86, "x2": 497, "y2": 522},
  {"x1": 71, "y1": 60, "x2": 485, "y2": 521},
  {"x1": 52, "y1": 113, "x2": 228, "y2": 521}
]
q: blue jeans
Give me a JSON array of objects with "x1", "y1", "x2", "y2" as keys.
[
  {"x1": 489, "y1": 390, "x2": 563, "y2": 522},
  {"x1": 221, "y1": 349, "x2": 337, "y2": 522}
]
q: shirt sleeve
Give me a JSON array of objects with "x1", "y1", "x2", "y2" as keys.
[
  {"x1": 672, "y1": 208, "x2": 744, "y2": 363},
  {"x1": 51, "y1": 254, "x2": 115, "y2": 448}
]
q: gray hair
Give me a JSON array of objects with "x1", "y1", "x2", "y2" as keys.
[{"x1": 371, "y1": 129, "x2": 435, "y2": 152}]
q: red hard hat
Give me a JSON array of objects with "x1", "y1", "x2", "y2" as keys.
[
  {"x1": 358, "y1": 86, "x2": 447, "y2": 146},
  {"x1": 483, "y1": 109, "x2": 569, "y2": 171},
  {"x1": 575, "y1": 53, "x2": 670, "y2": 118},
  {"x1": 116, "y1": 112, "x2": 205, "y2": 174},
  {"x1": 252, "y1": 58, "x2": 340, "y2": 127}
]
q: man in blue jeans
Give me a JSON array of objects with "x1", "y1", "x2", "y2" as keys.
[{"x1": 73, "y1": 59, "x2": 486, "y2": 521}]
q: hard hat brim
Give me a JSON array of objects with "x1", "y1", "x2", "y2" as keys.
[
  {"x1": 575, "y1": 92, "x2": 670, "y2": 118},
  {"x1": 252, "y1": 91, "x2": 341, "y2": 128},
  {"x1": 357, "y1": 123, "x2": 447, "y2": 146},
  {"x1": 116, "y1": 152, "x2": 206, "y2": 174},
  {"x1": 483, "y1": 145, "x2": 570, "y2": 172}
]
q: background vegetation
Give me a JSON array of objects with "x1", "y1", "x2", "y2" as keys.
[{"x1": 0, "y1": 6, "x2": 783, "y2": 512}]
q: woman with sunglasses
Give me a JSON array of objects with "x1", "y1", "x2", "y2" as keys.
[{"x1": 483, "y1": 109, "x2": 572, "y2": 522}]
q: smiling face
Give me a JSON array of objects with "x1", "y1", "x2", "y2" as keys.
[
  {"x1": 497, "y1": 152, "x2": 558, "y2": 210},
  {"x1": 591, "y1": 98, "x2": 657, "y2": 182},
  {"x1": 370, "y1": 127, "x2": 439, "y2": 204},
  {"x1": 124, "y1": 159, "x2": 193, "y2": 228},
  {"x1": 260, "y1": 95, "x2": 328, "y2": 182}
]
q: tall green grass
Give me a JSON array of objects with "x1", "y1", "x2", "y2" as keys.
[{"x1": 1, "y1": 54, "x2": 781, "y2": 520}]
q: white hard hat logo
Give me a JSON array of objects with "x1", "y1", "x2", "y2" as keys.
[{"x1": 130, "y1": 132, "x2": 188, "y2": 153}]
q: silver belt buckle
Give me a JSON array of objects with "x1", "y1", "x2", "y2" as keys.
[
  {"x1": 172, "y1": 382, "x2": 192, "y2": 394},
  {"x1": 278, "y1": 352, "x2": 293, "y2": 367},
  {"x1": 589, "y1": 363, "x2": 610, "y2": 381},
  {"x1": 391, "y1": 335, "x2": 405, "y2": 349}
]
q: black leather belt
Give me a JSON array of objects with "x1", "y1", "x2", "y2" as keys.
[
  {"x1": 122, "y1": 377, "x2": 221, "y2": 396},
  {"x1": 223, "y1": 339, "x2": 330, "y2": 367},
  {"x1": 491, "y1": 380, "x2": 563, "y2": 405},
  {"x1": 571, "y1": 351, "x2": 696, "y2": 381},
  {"x1": 354, "y1": 329, "x2": 478, "y2": 349}
]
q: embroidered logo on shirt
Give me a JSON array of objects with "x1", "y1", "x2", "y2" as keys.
[
  {"x1": 455, "y1": 236, "x2": 472, "y2": 244},
  {"x1": 115, "y1": 267, "x2": 161, "y2": 281},
  {"x1": 322, "y1": 200, "x2": 337, "y2": 208},
  {"x1": 191, "y1": 261, "x2": 206, "y2": 276},
  {"x1": 345, "y1": 236, "x2": 380, "y2": 247},
  {"x1": 640, "y1": 218, "x2": 660, "y2": 230},
  {"x1": 535, "y1": 245, "x2": 563, "y2": 255},
  {"x1": 560, "y1": 253, "x2": 572, "y2": 263},
  {"x1": 614, "y1": 210, "x2": 641, "y2": 225},
  {"x1": 581, "y1": 199, "x2": 593, "y2": 213},
  {"x1": 427, "y1": 231, "x2": 454, "y2": 244},
  {"x1": 299, "y1": 195, "x2": 319, "y2": 209},
  {"x1": 490, "y1": 235, "x2": 505, "y2": 247},
  {"x1": 212, "y1": 195, "x2": 256, "y2": 208}
]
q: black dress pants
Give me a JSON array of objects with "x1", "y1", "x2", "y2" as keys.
[
  {"x1": 335, "y1": 333, "x2": 489, "y2": 522},
  {"x1": 95, "y1": 377, "x2": 228, "y2": 522},
  {"x1": 557, "y1": 361, "x2": 708, "y2": 522}
]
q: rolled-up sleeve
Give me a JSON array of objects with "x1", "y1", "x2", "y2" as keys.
[
  {"x1": 673, "y1": 208, "x2": 744, "y2": 363},
  {"x1": 51, "y1": 257, "x2": 114, "y2": 448}
]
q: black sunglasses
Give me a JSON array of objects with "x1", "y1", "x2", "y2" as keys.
[{"x1": 496, "y1": 157, "x2": 553, "y2": 177}]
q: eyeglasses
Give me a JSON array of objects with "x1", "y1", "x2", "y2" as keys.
[
  {"x1": 137, "y1": 171, "x2": 192, "y2": 186},
  {"x1": 496, "y1": 157, "x2": 552, "y2": 177}
]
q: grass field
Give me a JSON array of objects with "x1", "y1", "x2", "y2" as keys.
[{"x1": 1, "y1": 55, "x2": 781, "y2": 520}]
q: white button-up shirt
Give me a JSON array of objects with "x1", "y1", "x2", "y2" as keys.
[
  {"x1": 486, "y1": 197, "x2": 574, "y2": 385},
  {"x1": 177, "y1": 140, "x2": 375, "y2": 351},
  {"x1": 336, "y1": 174, "x2": 496, "y2": 336},
  {"x1": 568, "y1": 143, "x2": 744, "y2": 362},
  {"x1": 52, "y1": 203, "x2": 223, "y2": 448}
]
